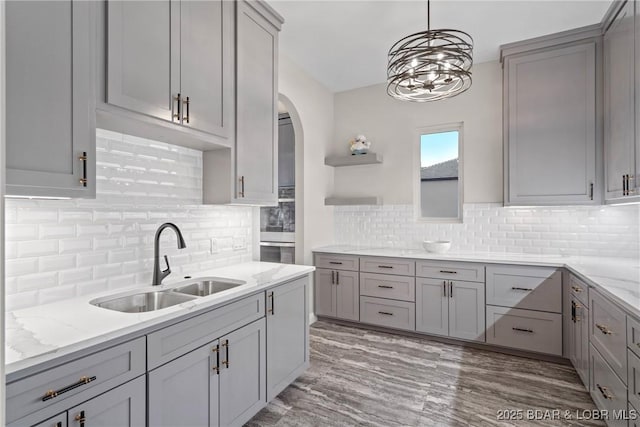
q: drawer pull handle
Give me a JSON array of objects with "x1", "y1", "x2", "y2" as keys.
[
  {"x1": 378, "y1": 285, "x2": 394, "y2": 289},
  {"x1": 512, "y1": 327, "x2": 534, "y2": 333},
  {"x1": 597, "y1": 384, "x2": 613, "y2": 400},
  {"x1": 329, "y1": 261, "x2": 343, "y2": 265},
  {"x1": 42, "y1": 376, "x2": 97, "y2": 402},
  {"x1": 378, "y1": 311, "x2": 394, "y2": 316},
  {"x1": 439, "y1": 270, "x2": 457, "y2": 274},
  {"x1": 571, "y1": 286, "x2": 583, "y2": 293},
  {"x1": 596, "y1": 324, "x2": 613, "y2": 335},
  {"x1": 511, "y1": 287, "x2": 533, "y2": 292},
  {"x1": 378, "y1": 265, "x2": 394, "y2": 269}
]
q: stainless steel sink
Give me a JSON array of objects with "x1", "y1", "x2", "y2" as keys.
[
  {"x1": 172, "y1": 280, "x2": 243, "y2": 297},
  {"x1": 91, "y1": 291, "x2": 196, "y2": 313}
]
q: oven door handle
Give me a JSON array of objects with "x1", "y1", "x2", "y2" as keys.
[{"x1": 259, "y1": 242, "x2": 296, "y2": 247}]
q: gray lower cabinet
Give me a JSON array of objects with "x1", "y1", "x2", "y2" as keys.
[
  {"x1": 590, "y1": 289, "x2": 627, "y2": 382},
  {"x1": 68, "y1": 376, "x2": 146, "y2": 427},
  {"x1": 148, "y1": 342, "x2": 219, "y2": 427},
  {"x1": 502, "y1": 36, "x2": 601, "y2": 206},
  {"x1": 148, "y1": 318, "x2": 266, "y2": 427},
  {"x1": 590, "y1": 345, "x2": 628, "y2": 427},
  {"x1": 266, "y1": 277, "x2": 309, "y2": 401},
  {"x1": 219, "y1": 319, "x2": 267, "y2": 427},
  {"x1": 416, "y1": 278, "x2": 485, "y2": 342},
  {"x1": 34, "y1": 413, "x2": 66, "y2": 427},
  {"x1": 6, "y1": 0, "x2": 96, "y2": 198},
  {"x1": 569, "y1": 294, "x2": 590, "y2": 388},
  {"x1": 314, "y1": 268, "x2": 359, "y2": 321}
]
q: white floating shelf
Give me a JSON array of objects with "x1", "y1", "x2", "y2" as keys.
[
  {"x1": 324, "y1": 196, "x2": 382, "y2": 206},
  {"x1": 324, "y1": 152, "x2": 383, "y2": 167}
]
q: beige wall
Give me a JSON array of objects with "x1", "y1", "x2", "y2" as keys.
[
  {"x1": 278, "y1": 54, "x2": 335, "y2": 265},
  {"x1": 332, "y1": 61, "x2": 503, "y2": 204}
]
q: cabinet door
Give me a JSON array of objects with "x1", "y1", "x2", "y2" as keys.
[
  {"x1": 6, "y1": 0, "x2": 95, "y2": 198},
  {"x1": 68, "y1": 376, "x2": 145, "y2": 427},
  {"x1": 569, "y1": 298, "x2": 590, "y2": 388},
  {"x1": 107, "y1": 0, "x2": 180, "y2": 123},
  {"x1": 180, "y1": 0, "x2": 234, "y2": 137},
  {"x1": 335, "y1": 270, "x2": 359, "y2": 321},
  {"x1": 34, "y1": 413, "x2": 67, "y2": 427},
  {"x1": 148, "y1": 342, "x2": 219, "y2": 427},
  {"x1": 448, "y1": 280, "x2": 485, "y2": 342},
  {"x1": 314, "y1": 269, "x2": 336, "y2": 317},
  {"x1": 219, "y1": 319, "x2": 266, "y2": 427},
  {"x1": 266, "y1": 278, "x2": 309, "y2": 400},
  {"x1": 235, "y1": 0, "x2": 279, "y2": 204},
  {"x1": 605, "y1": 0, "x2": 635, "y2": 200},
  {"x1": 416, "y1": 278, "x2": 449, "y2": 336},
  {"x1": 636, "y1": 0, "x2": 640, "y2": 195},
  {"x1": 506, "y1": 41, "x2": 598, "y2": 205}
]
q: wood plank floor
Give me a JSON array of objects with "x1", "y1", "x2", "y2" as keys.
[{"x1": 247, "y1": 320, "x2": 603, "y2": 427}]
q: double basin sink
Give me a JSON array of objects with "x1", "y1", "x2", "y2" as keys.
[{"x1": 90, "y1": 279, "x2": 245, "y2": 313}]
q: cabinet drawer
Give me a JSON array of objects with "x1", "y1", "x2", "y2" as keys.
[
  {"x1": 590, "y1": 290, "x2": 627, "y2": 383},
  {"x1": 360, "y1": 296, "x2": 415, "y2": 332},
  {"x1": 486, "y1": 306, "x2": 562, "y2": 356},
  {"x1": 628, "y1": 316, "x2": 640, "y2": 358},
  {"x1": 314, "y1": 253, "x2": 359, "y2": 271},
  {"x1": 360, "y1": 272, "x2": 415, "y2": 302},
  {"x1": 590, "y1": 345, "x2": 627, "y2": 427},
  {"x1": 6, "y1": 337, "x2": 145, "y2": 424},
  {"x1": 486, "y1": 265, "x2": 561, "y2": 313},
  {"x1": 569, "y1": 274, "x2": 589, "y2": 306},
  {"x1": 360, "y1": 257, "x2": 415, "y2": 276},
  {"x1": 416, "y1": 260, "x2": 484, "y2": 282},
  {"x1": 147, "y1": 293, "x2": 264, "y2": 369},
  {"x1": 629, "y1": 350, "x2": 640, "y2": 411}
]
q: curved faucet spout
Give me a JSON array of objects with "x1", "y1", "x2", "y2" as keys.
[{"x1": 153, "y1": 223, "x2": 187, "y2": 286}]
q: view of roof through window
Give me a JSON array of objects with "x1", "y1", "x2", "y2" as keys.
[{"x1": 420, "y1": 130, "x2": 459, "y2": 180}]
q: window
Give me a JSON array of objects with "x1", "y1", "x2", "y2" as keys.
[{"x1": 415, "y1": 124, "x2": 463, "y2": 222}]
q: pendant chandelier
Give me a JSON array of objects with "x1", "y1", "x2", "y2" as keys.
[{"x1": 387, "y1": 0, "x2": 473, "y2": 102}]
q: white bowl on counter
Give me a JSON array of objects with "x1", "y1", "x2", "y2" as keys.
[{"x1": 423, "y1": 240, "x2": 452, "y2": 253}]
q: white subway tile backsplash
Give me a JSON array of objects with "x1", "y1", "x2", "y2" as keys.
[
  {"x1": 6, "y1": 129, "x2": 254, "y2": 311},
  {"x1": 334, "y1": 203, "x2": 640, "y2": 259}
]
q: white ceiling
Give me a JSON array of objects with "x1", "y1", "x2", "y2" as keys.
[{"x1": 270, "y1": 0, "x2": 613, "y2": 92}]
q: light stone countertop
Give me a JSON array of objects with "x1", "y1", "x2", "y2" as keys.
[
  {"x1": 5, "y1": 261, "x2": 315, "y2": 379},
  {"x1": 313, "y1": 245, "x2": 640, "y2": 316}
]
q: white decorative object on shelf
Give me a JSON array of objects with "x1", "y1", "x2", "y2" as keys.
[
  {"x1": 423, "y1": 240, "x2": 452, "y2": 253},
  {"x1": 349, "y1": 134, "x2": 371, "y2": 155}
]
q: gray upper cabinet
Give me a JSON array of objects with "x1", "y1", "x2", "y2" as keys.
[
  {"x1": 502, "y1": 30, "x2": 602, "y2": 206},
  {"x1": 102, "y1": 0, "x2": 234, "y2": 149},
  {"x1": 235, "y1": 0, "x2": 281, "y2": 204},
  {"x1": 180, "y1": 1, "x2": 234, "y2": 137},
  {"x1": 6, "y1": 0, "x2": 96, "y2": 198},
  {"x1": 106, "y1": 1, "x2": 178, "y2": 123},
  {"x1": 266, "y1": 277, "x2": 309, "y2": 401},
  {"x1": 203, "y1": 0, "x2": 283, "y2": 206},
  {"x1": 604, "y1": 0, "x2": 640, "y2": 202}
]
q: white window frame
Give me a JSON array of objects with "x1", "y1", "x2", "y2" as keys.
[{"x1": 413, "y1": 122, "x2": 464, "y2": 223}]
